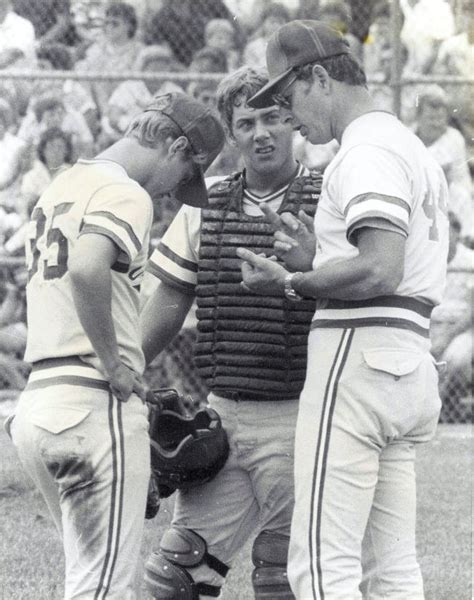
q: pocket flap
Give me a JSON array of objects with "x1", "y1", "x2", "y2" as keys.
[
  {"x1": 30, "y1": 407, "x2": 91, "y2": 434},
  {"x1": 362, "y1": 348, "x2": 424, "y2": 377}
]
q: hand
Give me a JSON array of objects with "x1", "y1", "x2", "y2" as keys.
[
  {"x1": 236, "y1": 247, "x2": 288, "y2": 295},
  {"x1": 260, "y1": 204, "x2": 316, "y2": 272},
  {"x1": 107, "y1": 362, "x2": 148, "y2": 403}
]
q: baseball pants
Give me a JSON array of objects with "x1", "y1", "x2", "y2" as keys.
[
  {"x1": 288, "y1": 326, "x2": 441, "y2": 600},
  {"x1": 169, "y1": 394, "x2": 298, "y2": 596},
  {"x1": 10, "y1": 384, "x2": 150, "y2": 600}
]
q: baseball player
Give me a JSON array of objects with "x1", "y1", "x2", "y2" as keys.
[
  {"x1": 7, "y1": 93, "x2": 224, "y2": 599},
  {"x1": 140, "y1": 67, "x2": 321, "y2": 599},
  {"x1": 240, "y1": 20, "x2": 449, "y2": 600}
]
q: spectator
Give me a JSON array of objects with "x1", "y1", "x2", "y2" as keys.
[
  {"x1": 32, "y1": 43, "x2": 98, "y2": 130},
  {"x1": 0, "y1": 0, "x2": 36, "y2": 68},
  {"x1": 0, "y1": 98, "x2": 27, "y2": 210},
  {"x1": 12, "y1": 0, "x2": 81, "y2": 48},
  {"x1": 189, "y1": 46, "x2": 228, "y2": 73},
  {"x1": 363, "y1": 1, "x2": 392, "y2": 77},
  {"x1": 21, "y1": 127, "x2": 73, "y2": 210},
  {"x1": 317, "y1": 1, "x2": 363, "y2": 59},
  {"x1": 431, "y1": 211, "x2": 473, "y2": 419},
  {"x1": 75, "y1": 1, "x2": 144, "y2": 114},
  {"x1": 188, "y1": 79, "x2": 218, "y2": 109},
  {"x1": 243, "y1": 2, "x2": 291, "y2": 68},
  {"x1": 431, "y1": 0, "x2": 474, "y2": 161},
  {"x1": 143, "y1": 0, "x2": 233, "y2": 66},
  {"x1": 400, "y1": 0, "x2": 455, "y2": 76},
  {"x1": 205, "y1": 18, "x2": 241, "y2": 71},
  {"x1": 414, "y1": 86, "x2": 473, "y2": 238},
  {"x1": 70, "y1": 0, "x2": 106, "y2": 55},
  {"x1": 17, "y1": 94, "x2": 93, "y2": 159},
  {"x1": 105, "y1": 45, "x2": 184, "y2": 138},
  {"x1": 0, "y1": 267, "x2": 28, "y2": 392}
]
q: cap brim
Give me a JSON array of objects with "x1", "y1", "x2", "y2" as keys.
[
  {"x1": 174, "y1": 164, "x2": 208, "y2": 208},
  {"x1": 247, "y1": 67, "x2": 294, "y2": 109}
]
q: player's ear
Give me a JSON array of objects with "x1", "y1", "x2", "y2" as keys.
[
  {"x1": 168, "y1": 135, "x2": 190, "y2": 157},
  {"x1": 311, "y1": 64, "x2": 331, "y2": 93}
]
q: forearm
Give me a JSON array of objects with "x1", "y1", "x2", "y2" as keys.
[
  {"x1": 140, "y1": 281, "x2": 194, "y2": 365},
  {"x1": 293, "y1": 256, "x2": 397, "y2": 300},
  {"x1": 70, "y1": 266, "x2": 122, "y2": 374}
]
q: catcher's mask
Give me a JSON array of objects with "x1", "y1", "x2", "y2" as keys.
[{"x1": 148, "y1": 389, "x2": 229, "y2": 497}]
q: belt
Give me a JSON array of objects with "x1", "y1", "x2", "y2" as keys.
[
  {"x1": 216, "y1": 390, "x2": 298, "y2": 402},
  {"x1": 311, "y1": 295, "x2": 434, "y2": 338},
  {"x1": 27, "y1": 355, "x2": 109, "y2": 391}
]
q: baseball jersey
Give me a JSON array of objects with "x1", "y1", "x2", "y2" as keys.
[
  {"x1": 24, "y1": 158, "x2": 153, "y2": 379},
  {"x1": 147, "y1": 163, "x2": 310, "y2": 291},
  {"x1": 312, "y1": 111, "x2": 450, "y2": 335}
]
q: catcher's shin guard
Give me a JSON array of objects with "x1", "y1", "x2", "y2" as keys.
[
  {"x1": 252, "y1": 531, "x2": 295, "y2": 599},
  {"x1": 144, "y1": 527, "x2": 229, "y2": 599}
]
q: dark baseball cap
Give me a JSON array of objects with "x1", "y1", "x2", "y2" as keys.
[
  {"x1": 248, "y1": 20, "x2": 350, "y2": 109},
  {"x1": 144, "y1": 92, "x2": 225, "y2": 207}
]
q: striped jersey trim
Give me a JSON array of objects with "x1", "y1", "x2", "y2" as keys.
[
  {"x1": 81, "y1": 211, "x2": 141, "y2": 260},
  {"x1": 147, "y1": 246, "x2": 198, "y2": 291},
  {"x1": 311, "y1": 296, "x2": 433, "y2": 338},
  {"x1": 244, "y1": 162, "x2": 306, "y2": 205},
  {"x1": 26, "y1": 357, "x2": 109, "y2": 391},
  {"x1": 157, "y1": 241, "x2": 198, "y2": 272},
  {"x1": 147, "y1": 261, "x2": 196, "y2": 295},
  {"x1": 79, "y1": 224, "x2": 133, "y2": 262},
  {"x1": 309, "y1": 328, "x2": 354, "y2": 599},
  {"x1": 345, "y1": 193, "x2": 410, "y2": 238}
]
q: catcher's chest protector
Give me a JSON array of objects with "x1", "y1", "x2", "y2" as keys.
[{"x1": 194, "y1": 171, "x2": 322, "y2": 398}]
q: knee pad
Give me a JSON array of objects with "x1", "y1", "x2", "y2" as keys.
[
  {"x1": 251, "y1": 531, "x2": 294, "y2": 599},
  {"x1": 144, "y1": 527, "x2": 229, "y2": 599}
]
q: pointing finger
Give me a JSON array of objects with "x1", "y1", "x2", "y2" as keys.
[
  {"x1": 260, "y1": 203, "x2": 282, "y2": 227},
  {"x1": 236, "y1": 247, "x2": 262, "y2": 265},
  {"x1": 298, "y1": 210, "x2": 315, "y2": 232}
]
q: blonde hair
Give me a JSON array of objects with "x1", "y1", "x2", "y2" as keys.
[{"x1": 125, "y1": 109, "x2": 183, "y2": 148}]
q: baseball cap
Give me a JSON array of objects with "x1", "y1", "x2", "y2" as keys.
[
  {"x1": 248, "y1": 20, "x2": 350, "y2": 109},
  {"x1": 144, "y1": 92, "x2": 225, "y2": 207}
]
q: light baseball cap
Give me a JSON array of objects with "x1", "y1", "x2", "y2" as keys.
[
  {"x1": 248, "y1": 20, "x2": 351, "y2": 109},
  {"x1": 144, "y1": 92, "x2": 225, "y2": 207}
]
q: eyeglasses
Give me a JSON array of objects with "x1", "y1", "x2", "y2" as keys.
[
  {"x1": 104, "y1": 18, "x2": 124, "y2": 28},
  {"x1": 271, "y1": 71, "x2": 298, "y2": 110}
]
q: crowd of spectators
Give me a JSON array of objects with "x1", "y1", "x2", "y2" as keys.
[{"x1": 0, "y1": 0, "x2": 472, "y2": 416}]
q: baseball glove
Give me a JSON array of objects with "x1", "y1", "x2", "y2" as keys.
[{"x1": 146, "y1": 388, "x2": 230, "y2": 504}]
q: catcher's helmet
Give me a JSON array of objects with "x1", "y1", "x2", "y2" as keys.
[{"x1": 148, "y1": 389, "x2": 229, "y2": 497}]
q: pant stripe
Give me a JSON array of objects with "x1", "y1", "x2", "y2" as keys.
[
  {"x1": 309, "y1": 328, "x2": 354, "y2": 599},
  {"x1": 102, "y1": 399, "x2": 125, "y2": 598},
  {"x1": 94, "y1": 394, "x2": 125, "y2": 600}
]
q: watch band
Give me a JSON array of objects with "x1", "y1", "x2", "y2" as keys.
[{"x1": 284, "y1": 271, "x2": 303, "y2": 302}]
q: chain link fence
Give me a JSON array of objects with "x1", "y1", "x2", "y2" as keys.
[{"x1": 0, "y1": 0, "x2": 472, "y2": 423}]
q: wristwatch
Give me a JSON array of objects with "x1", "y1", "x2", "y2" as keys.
[{"x1": 284, "y1": 272, "x2": 303, "y2": 302}]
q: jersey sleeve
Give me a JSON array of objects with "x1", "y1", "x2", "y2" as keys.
[
  {"x1": 80, "y1": 183, "x2": 153, "y2": 264},
  {"x1": 146, "y1": 204, "x2": 201, "y2": 295},
  {"x1": 332, "y1": 145, "x2": 413, "y2": 246}
]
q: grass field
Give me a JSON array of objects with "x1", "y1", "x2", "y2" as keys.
[{"x1": 0, "y1": 424, "x2": 471, "y2": 600}]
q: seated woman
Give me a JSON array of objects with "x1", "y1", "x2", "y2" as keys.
[
  {"x1": 414, "y1": 86, "x2": 473, "y2": 239},
  {"x1": 20, "y1": 127, "x2": 73, "y2": 209},
  {"x1": 105, "y1": 45, "x2": 184, "y2": 139},
  {"x1": 74, "y1": 2, "x2": 144, "y2": 115}
]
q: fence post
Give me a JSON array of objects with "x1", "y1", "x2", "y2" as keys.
[{"x1": 389, "y1": 0, "x2": 404, "y2": 118}]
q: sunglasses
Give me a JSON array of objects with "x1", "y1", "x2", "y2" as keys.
[{"x1": 271, "y1": 70, "x2": 299, "y2": 110}]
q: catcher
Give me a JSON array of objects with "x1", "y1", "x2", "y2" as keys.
[{"x1": 140, "y1": 66, "x2": 321, "y2": 599}]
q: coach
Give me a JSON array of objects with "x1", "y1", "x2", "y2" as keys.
[{"x1": 238, "y1": 20, "x2": 449, "y2": 599}]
